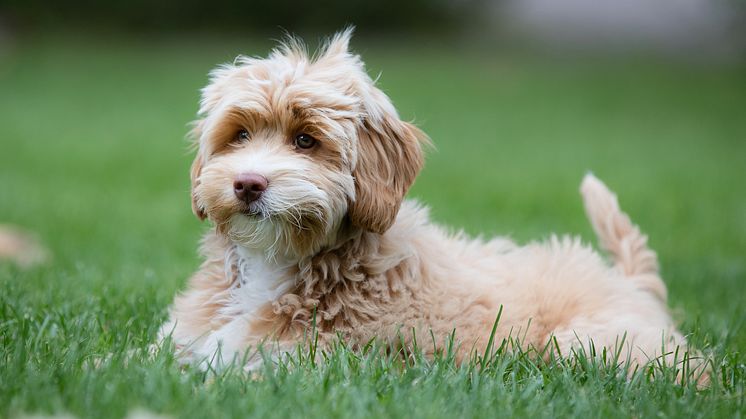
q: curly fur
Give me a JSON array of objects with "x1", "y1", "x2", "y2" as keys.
[{"x1": 159, "y1": 29, "x2": 707, "y2": 382}]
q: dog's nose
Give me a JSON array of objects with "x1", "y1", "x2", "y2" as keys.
[{"x1": 233, "y1": 173, "x2": 268, "y2": 204}]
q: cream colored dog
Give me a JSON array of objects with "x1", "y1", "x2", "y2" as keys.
[{"x1": 160, "y1": 30, "x2": 701, "y2": 376}]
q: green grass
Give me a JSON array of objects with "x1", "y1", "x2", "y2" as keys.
[{"x1": 1, "y1": 33, "x2": 745, "y2": 418}]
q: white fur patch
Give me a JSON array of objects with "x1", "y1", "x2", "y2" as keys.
[{"x1": 176, "y1": 247, "x2": 294, "y2": 369}]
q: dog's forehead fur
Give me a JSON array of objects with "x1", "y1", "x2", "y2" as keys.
[{"x1": 195, "y1": 30, "x2": 398, "y2": 164}]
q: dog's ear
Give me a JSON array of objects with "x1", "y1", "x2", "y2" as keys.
[
  {"x1": 189, "y1": 121, "x2": 207, "y2": 221},
  {"x1": 190, "y1": 156, "x2": 206, "y2": 220},
  {"x1": 327, "y1": 29, "x2": 427, "y2": 234},
  {"x1": 350, "y1": 112, "x2": 427, "y2": 234},
  {"x1": 318, "y1": 28, "x2": 428, "y2": 233}
]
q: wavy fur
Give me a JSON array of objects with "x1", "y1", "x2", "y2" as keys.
[{"x1": 160, "y1": 30, "x2": 707, "y2": 383}]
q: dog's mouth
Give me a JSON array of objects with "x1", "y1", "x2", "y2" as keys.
[{"x1": 238, "y1": 204, "x2": 265, "y2": 218}]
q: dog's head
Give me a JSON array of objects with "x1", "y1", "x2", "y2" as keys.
[{"x1": 190, "y1": 29, "x2": 427, "y2": 260}]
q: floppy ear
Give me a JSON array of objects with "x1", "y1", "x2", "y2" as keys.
[
  {"x1": 349, "y1": 114, "x2": 427, "y2": 234},
  {"x1": 189, "y1": 121, "x2": 207, "y2": 221},
  {"x1": 190, "y1": 155, "x2": 206, "y2": 220}
]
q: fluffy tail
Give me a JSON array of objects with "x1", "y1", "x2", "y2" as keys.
[{"x1": 580, "y1": 173, "x2": 659, "y2": 277}]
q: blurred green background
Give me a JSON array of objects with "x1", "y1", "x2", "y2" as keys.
[{"x1": 1, "y1": 1, "x2": 745, "y2": 417}]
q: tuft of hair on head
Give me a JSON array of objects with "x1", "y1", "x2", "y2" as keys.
[
  {"x1": 271, "y1": 30, "x2": 309, "y2": 63},
  {"x1": 269, "y1": 26, "x2": 356, "y2": 65},
  {"x1": 318, "y1": 26, "x2": 355, "y2": 59}
]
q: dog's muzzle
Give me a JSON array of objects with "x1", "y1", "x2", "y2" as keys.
[{"x1": 233, "y1": 173, "x2": 268, "y2": 204}]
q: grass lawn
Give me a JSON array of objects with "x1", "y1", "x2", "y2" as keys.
[{"x1": 1, "y1": 33, "x2": 745, "y2": 418}]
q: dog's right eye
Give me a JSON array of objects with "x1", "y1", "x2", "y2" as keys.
[{"x1": 235, "y1": 129, "x2": 250, "y2": 142}]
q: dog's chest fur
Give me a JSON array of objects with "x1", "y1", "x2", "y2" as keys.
[{"x1": 221, "y1": 247, "x2": 294, "y2": 319}]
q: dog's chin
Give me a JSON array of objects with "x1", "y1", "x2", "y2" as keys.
[
  {"x1": 225, "y1": 213, "x2": 281, "y2": 253},
  {"x1": 223, "y1": 204, "x2": 339, "y2": 261}
]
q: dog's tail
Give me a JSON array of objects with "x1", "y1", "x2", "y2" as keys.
[{"x1": 580, "y1": 173, "x2": 659, "y2": 278}]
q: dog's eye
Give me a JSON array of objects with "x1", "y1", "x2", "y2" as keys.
[
  {"x1": 235, "y1": 129, "x2": 250, "y2": 142},
  {"x1": 295, "y1": 133, "x2": 317, "y2": 149}
]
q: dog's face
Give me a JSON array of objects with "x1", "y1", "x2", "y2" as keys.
[{"x1": 190, "y1": 31, "x2": 427, "y2": 260}]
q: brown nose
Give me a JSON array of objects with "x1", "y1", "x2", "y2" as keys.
[{"x1": 233, "y1": 173, "x2": 268, "y2": 204}]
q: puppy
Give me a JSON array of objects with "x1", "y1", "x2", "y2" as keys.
[{"x1": 160, "y1": 30, "x2": 703, "y2": 378}]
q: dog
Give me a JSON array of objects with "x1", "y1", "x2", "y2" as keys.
[{"x1": 159, "y1": 29, "x2": 705, "y2": 379}]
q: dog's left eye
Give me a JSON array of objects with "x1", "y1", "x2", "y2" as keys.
[
  {"x1": 235, "y1": 129, "x2": 250, "y2": 142},
  {"x1": 295, "y1": 133, "x2": 317, "y2": 149}
]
